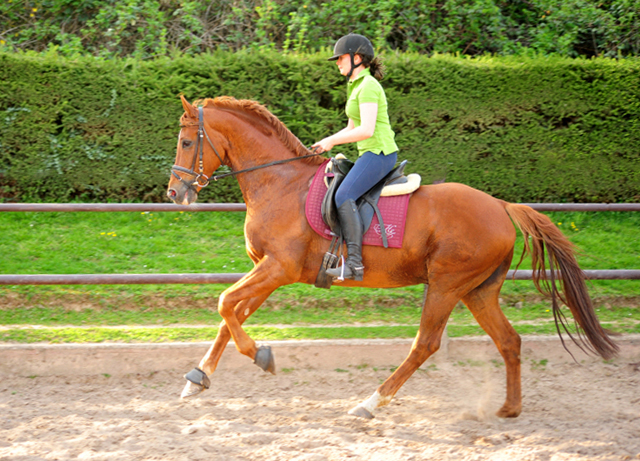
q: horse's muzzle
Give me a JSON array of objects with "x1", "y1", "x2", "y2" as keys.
[{"x1": 167, "y1": 184, "x2": 197, "y2": 205}]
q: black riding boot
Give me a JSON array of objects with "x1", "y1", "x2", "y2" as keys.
[{"x1": 326, "y1": 199, "x2": 364, "y2": 281}]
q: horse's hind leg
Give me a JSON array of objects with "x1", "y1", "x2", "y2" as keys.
[
  {"x1": 348, "y1": 286, "x2": 460, "y2": 419},
  {"x1": 461, "y1": 254, "x2": 522, "y2": 418}
]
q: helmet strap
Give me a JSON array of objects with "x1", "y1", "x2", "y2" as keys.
[{"x1": 346, "y1": 53, "x2": 363, "y2": 79}]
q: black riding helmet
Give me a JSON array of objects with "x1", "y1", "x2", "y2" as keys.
[{"x1": 328, "y1": 33, "x2": 375, "y2": 78}]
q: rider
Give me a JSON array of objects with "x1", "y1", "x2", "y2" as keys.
[{"x1": 312, "y1": 33, "x2": 399, "y2": 281}]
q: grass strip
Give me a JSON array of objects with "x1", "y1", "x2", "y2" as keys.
[
  {"x1": 2, "y1": 303, "x2": 638, "y2": 328},
  {"x1": 1, "y1": 211, "x2": 639, "y2": 302},
  {"x1": 0, "y1": 322, "x2": 633, "y2": 344},
  {"x1": 0, "y1": 326, "x2": 418, "y2": 344}
]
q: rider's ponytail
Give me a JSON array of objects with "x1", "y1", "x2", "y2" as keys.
[{"x1": 361, "y1": 55, "x2": 385, "y2": 81}]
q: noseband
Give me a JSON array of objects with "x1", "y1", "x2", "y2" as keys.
[
  {"x1": 171, "y1": 106, "x2": 225, "y2": 191},
  {"x1": 171, "y1": 106, "x2": 323, "y2": 190}
]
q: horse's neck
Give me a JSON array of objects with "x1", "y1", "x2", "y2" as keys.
[
  {"x1": 213, "y1": 107, "x2": 319, "y2": 209},
  {"x1": 234, "y1": 158, "x2": 316, "y2": 210}
]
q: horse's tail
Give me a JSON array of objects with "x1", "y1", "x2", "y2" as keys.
[{"x1": 504, "y1": 203, "x2": 619, "y2": 360}]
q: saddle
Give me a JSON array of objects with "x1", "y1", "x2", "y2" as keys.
[
  {"x1": 315, "y1": 154, "x2": 421, "y2": 288},
  {"x1": 321, "y1": 155, "x2": 420, "y2": 246}
]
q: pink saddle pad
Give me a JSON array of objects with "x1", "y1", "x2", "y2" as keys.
[{"x1": 305, "y1": 160, "x2": 411, "y2": 248}]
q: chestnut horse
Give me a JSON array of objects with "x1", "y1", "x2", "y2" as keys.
[{"x1": 167, "y1": 95, "x2": 618, "y2": 419}]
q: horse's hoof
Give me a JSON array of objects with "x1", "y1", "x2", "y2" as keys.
[
  {"x1": 180, "y1": 380, "x2": 205, "y2": 399},
  {"x1": 181, "y1": 367, "x2": 210, "y2": 399},
  {"x1": 185, "y1": 367, "x2": 210, "y2": 388},
  {"x1": 496, "y1": 404, "x2": 521, "y2": 418},
  {"x1": 348, "y1": 405, "x2": 375, "y2": 419},
  {"x1": 254, "y1": 345, "x2": 276, "y2": 375}
]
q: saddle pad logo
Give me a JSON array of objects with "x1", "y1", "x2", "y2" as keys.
[{"x1": 374, "y1": 224, "x2": 397, "y2": 240}]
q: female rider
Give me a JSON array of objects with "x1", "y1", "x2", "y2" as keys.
[{"x1": 312, "y1": 33, "x2": 398, "y2": 281}]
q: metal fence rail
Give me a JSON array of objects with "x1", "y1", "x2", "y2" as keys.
[
  {"x1": 1, "y1": 202, "x2": 638, "y2": 285},
  {"x1": 520, "y1": 203, "x2": 640, "y2": 212},
  {"x1": 2, "y1": 203, "x2": 640, "y2": 212},
  {"x1": 0, "y1": 203, "x2": 246, "y2": 212},
  {"x1": 0, "y1": 270, "x2": 639, "y2": 286},
  {"x1": 0, "y1": 273, "x2": 245, "y2": 285}
]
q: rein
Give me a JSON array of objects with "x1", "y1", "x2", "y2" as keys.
[
  {"x1": 209, "y1": 152, "x2": 324, "y2": 181},
  {"x1": 171, "y1": 106, "x2": 323, "y2": 190}
]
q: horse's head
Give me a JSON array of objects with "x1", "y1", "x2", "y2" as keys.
[{"x1": 167, "y1": 95, "x2": 226, "y2": 205}]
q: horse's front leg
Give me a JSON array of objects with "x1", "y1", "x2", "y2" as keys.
[
  {"x1": 181, "y1": 292, "x2": 272, "y2": 399},
  {"x1": 216, "y1": 257, "x2": 291, "y2": 368}
]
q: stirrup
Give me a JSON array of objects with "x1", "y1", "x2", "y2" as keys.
[{"x1": 326, "y1": 256, "x2": 364, "y2": 282}]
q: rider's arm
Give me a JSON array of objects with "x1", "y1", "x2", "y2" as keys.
[{"x1": 312, "y1": 103, "x2": 378, "y2": 152}]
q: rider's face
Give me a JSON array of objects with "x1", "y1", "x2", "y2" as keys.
[{"x1": 336, "y1": 53, "x2": 362, "y2": 77}]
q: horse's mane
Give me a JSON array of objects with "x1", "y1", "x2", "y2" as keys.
[{"x1": 185, "y1": 97, "x2": 322, "y2": 165}]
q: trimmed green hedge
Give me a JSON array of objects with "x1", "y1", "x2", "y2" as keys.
[{"x1": 1, "y1": 51, "x2": 639, "y2": 203}]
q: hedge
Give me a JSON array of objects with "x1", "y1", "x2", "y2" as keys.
[
  {"x1": 0, "y1": 50, "x2": 639, "y2": 203},
  {"x1": 2, "y1": 0, "x2": 640, "y2": 59}
]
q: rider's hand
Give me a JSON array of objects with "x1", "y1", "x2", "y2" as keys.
[{"x1": 311, "y1": 137, "x2": 334, "y2": 154}]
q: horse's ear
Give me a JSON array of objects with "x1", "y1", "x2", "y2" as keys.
[{"x1": 180, "y1": 94, "x2": 198, "y2": 118}]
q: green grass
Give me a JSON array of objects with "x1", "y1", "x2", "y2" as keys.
[
  {"x1": 1, "y1": 210, "x2": 249, "y2": 276},
  {"x1": 1, "y1": 317, "x2": 635, "y2": 344},
  {"x1": 0, "y1": 325, "x2": 418, "y2": 343},
  {"x1": 0, "y1": 210, "x2": 639, "y2": 343},
  {"x1": 1, "y1": 302, "x2": 638, "y2": 327},
  {"x1": 1, "y1": 209, "x2": 638, "y2": 297}
]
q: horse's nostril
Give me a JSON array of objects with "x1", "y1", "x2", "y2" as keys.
[{"x1": 168, "y1": 189, "x2": 177, "y2": 198}]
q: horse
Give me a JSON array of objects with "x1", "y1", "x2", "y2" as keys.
[{"x1": 167, "y1": 95, "x2": 618, "y2": 419}]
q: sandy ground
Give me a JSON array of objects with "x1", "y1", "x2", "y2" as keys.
[{"x1": 1, "y1": 353, "x2": 640, "y2": 461}]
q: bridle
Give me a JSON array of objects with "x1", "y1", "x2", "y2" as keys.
[
  {"x1": 171, "y1": 106, "x2": 323, "y2": 191},
  {"x1": 171, "y1": 107, "x2": 224, "y2": 191}
]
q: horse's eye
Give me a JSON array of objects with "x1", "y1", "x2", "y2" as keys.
[{"x1": 182, "y1": 140, "x2": 193, "y2": 148}]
